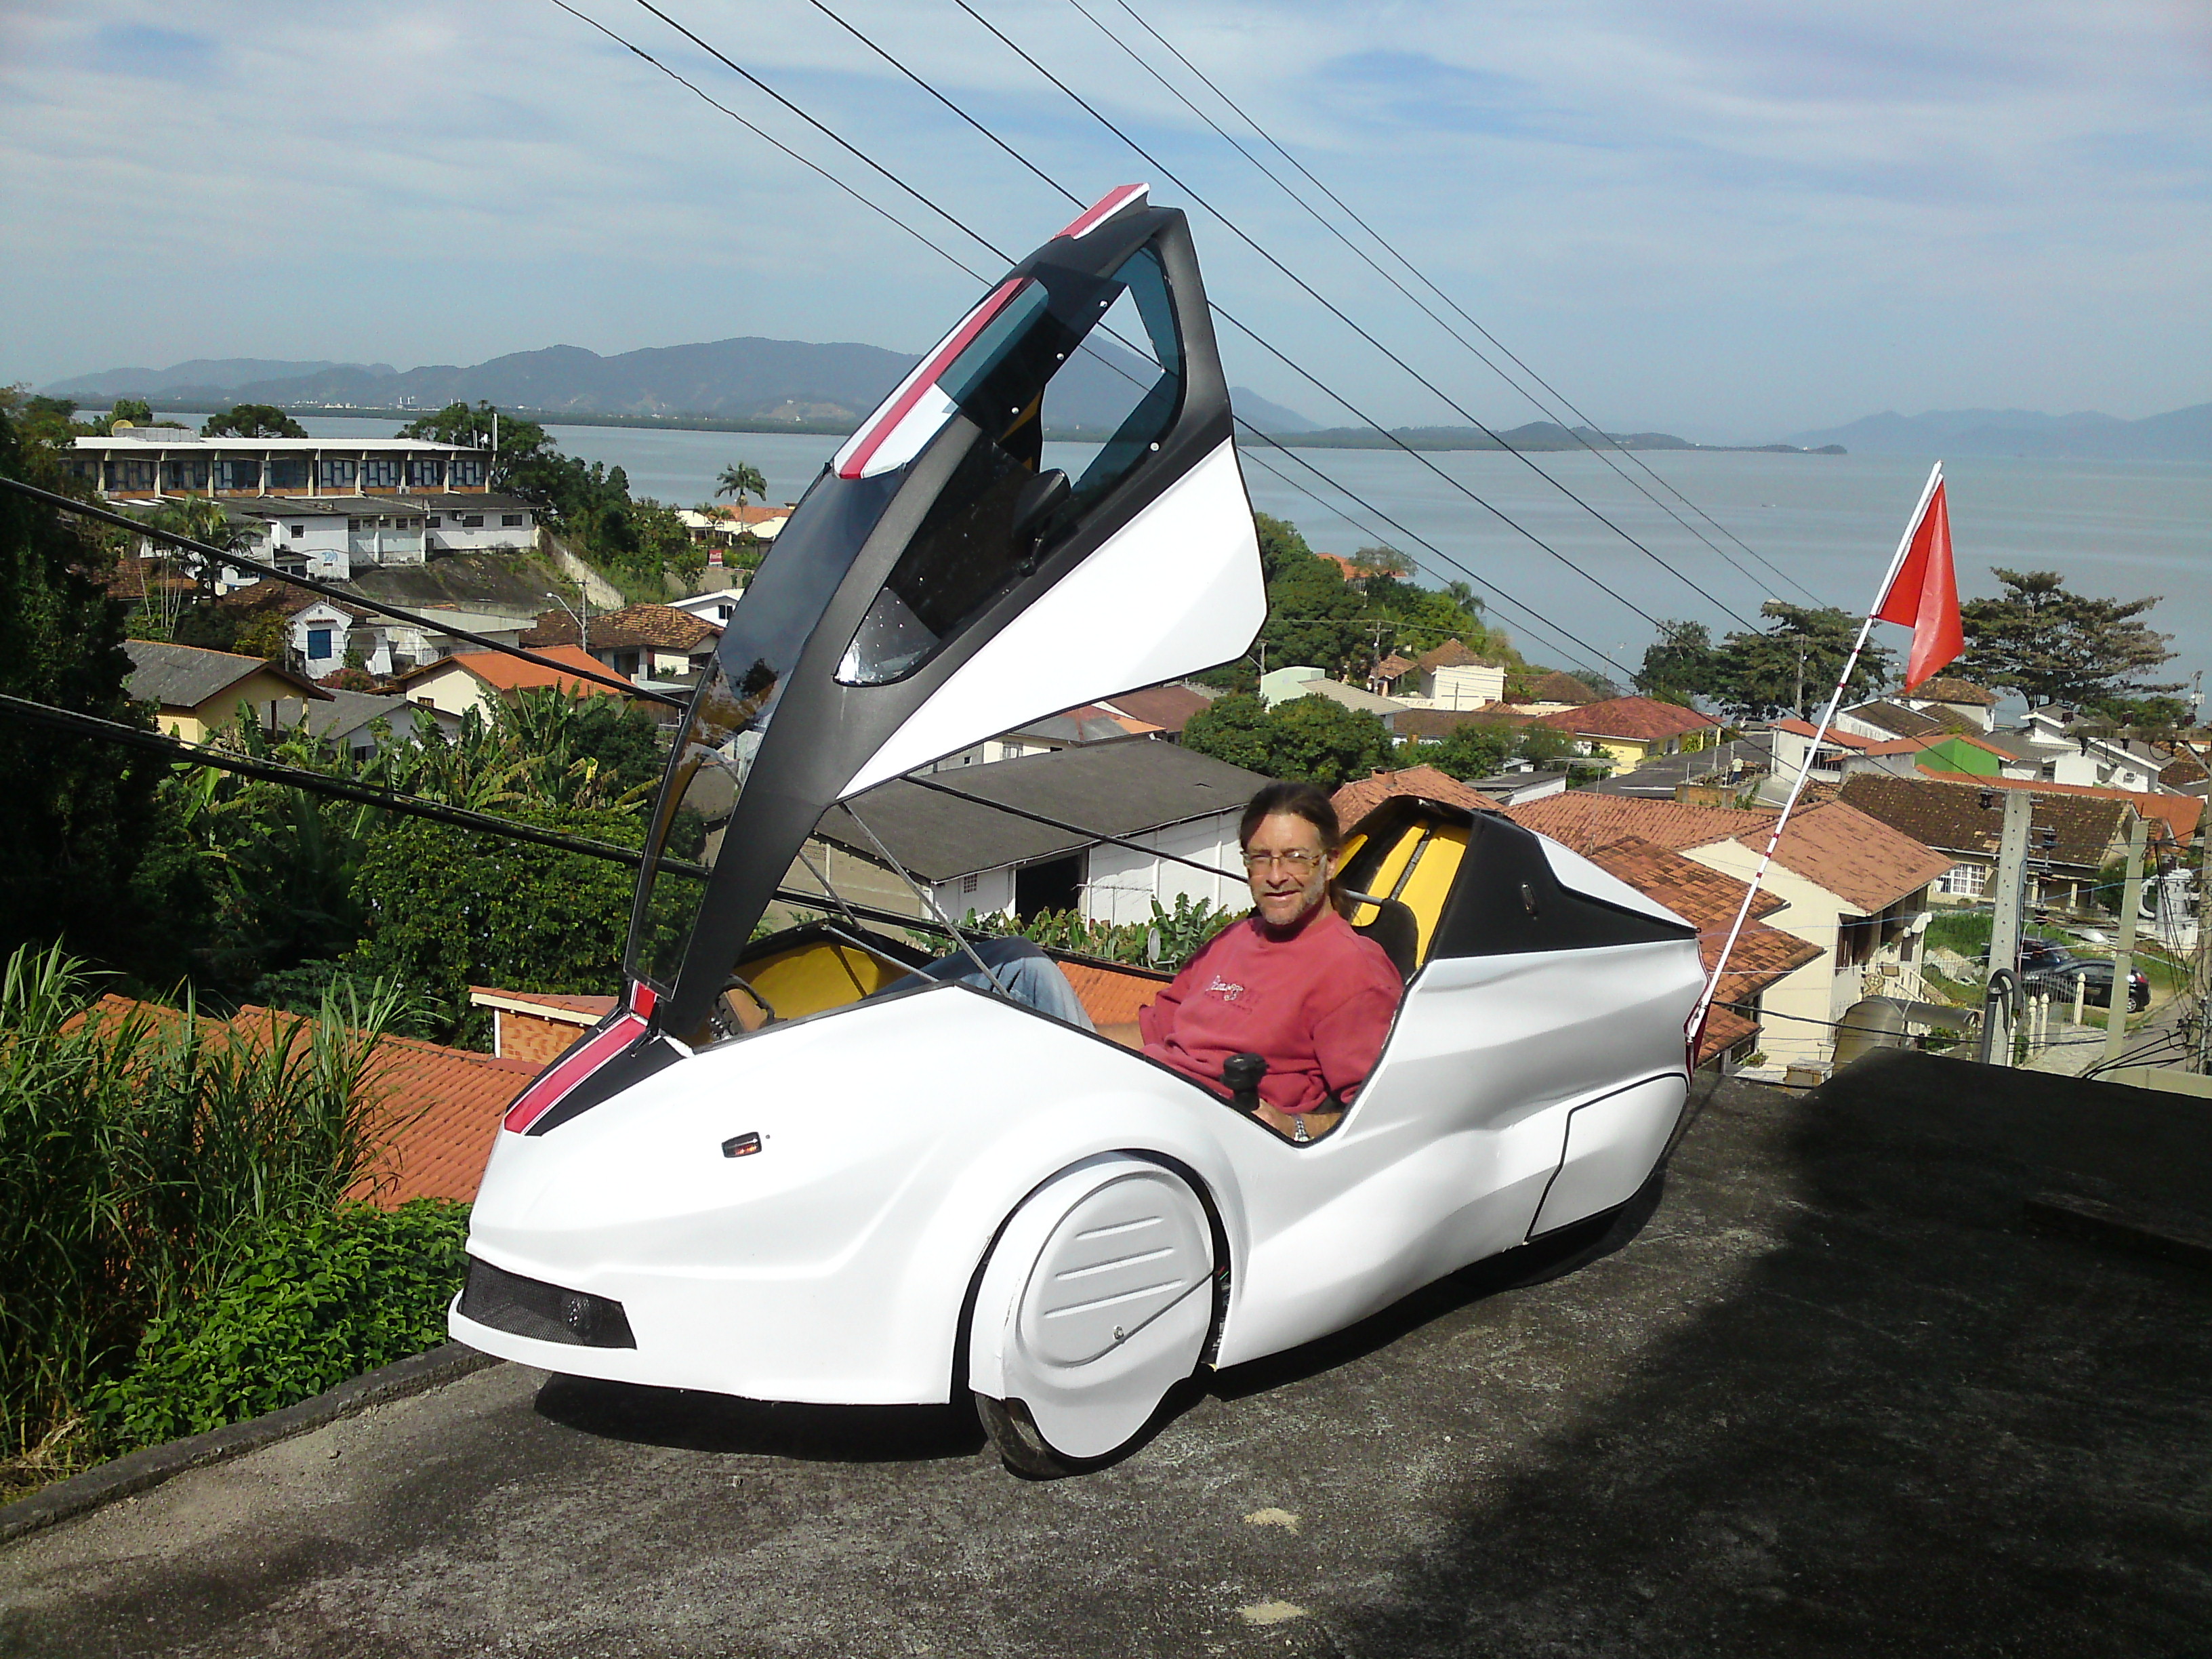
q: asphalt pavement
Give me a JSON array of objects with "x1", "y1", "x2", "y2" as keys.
[{"x1": 5, "y1": 1054, "x2": 2209, "y2": 1658}]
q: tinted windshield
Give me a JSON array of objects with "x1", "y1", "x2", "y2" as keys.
[{"x1": 836, "y1": 247, "x2": 1183, "y2": 688}]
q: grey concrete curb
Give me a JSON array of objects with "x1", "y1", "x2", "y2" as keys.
[{"x1": 0, "y1": 1342, "x2": 501, "y2": 1547}]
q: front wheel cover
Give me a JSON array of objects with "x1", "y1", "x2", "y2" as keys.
[{"x1": 968, "y1": 1157, "x2": 1216, "y2": 1470}]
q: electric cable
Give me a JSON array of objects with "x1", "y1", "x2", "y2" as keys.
[
  {"x1": 549, "y1": 0, "x2": 998, "y2": 285},
  {"x1": 612, "y1": 1, "x2": 1683, "y2": 643},
  {"x1": 1063, "y1": 0, "x2": 1815, "y2": 614},
  {"x1": 947, "y1": 0, "x2": 1762, "y2": 634},
  {"x1": 1101, "y1": 0, "x2": 1828, "y2": 609},
  {"x1": 0, "y1": 473, "x2": 681, "y2": 707},
  {"x1": 0, "y1": 687, "x2": 970, "y2": 941},
  {"x1": 549, "y1": 1, "x2": 1643, "y2": 678}
]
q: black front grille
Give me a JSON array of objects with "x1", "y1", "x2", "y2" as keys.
[{"x1": 458, "y1": 1256, "x2": 636, "y2": 1349}]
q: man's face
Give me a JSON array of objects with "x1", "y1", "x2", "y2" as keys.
[{"x1": 1243, "y1": 812, "x2": 1332, "y2": 930}]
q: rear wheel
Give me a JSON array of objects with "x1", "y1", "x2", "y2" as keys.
[{"x1": 968, "y1": 1157, "x2": 1216, "y2": 1476}]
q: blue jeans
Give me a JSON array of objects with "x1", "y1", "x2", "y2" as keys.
[{"x1": 898, "y1": 937, "x2": 1095, "y2": 1031}]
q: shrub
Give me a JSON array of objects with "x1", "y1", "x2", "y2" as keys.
[
  {"x1": 0, "y1": 944, "x2": 400, "y2": 1488},
  {"x1": 91, "y1": 1200, "x2": 469, "y2": 1446}
]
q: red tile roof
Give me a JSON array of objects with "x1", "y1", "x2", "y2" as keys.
[
  {"x1": 1505, "y1": 794, "x2": 1776, "y2": 854},
  {"x1": 1098, "y1": 684, "x2": 1212, "y2": 735},
  {"x1": 1416, "y1": 638, "x2": 1502, "y2": 672},
  {"x1": 522, "y1": 603, "x2": 720, "y2": 653},
  {"x1": 71, "y1": 997, "x2": 532, "y2": 1207},
  {"x1": 1059, "y1": 960, "x2": 1172, "y2": 1025},
  {"x1": 1725, "y1": 800, "x2": 1952, "y2": 913},
  {"x1": 470, "y1": 985, "x2": 619, "y2": 1021},
  {"x1": 1913, "y1": 772, "x2": 2201, "y2": 844},
  {"x1": 1330, "y1": 766, "x2": 1504, "y2": 829},
  {"x1": 1370, "y1": 653, "x2": 1416, "y2": 681},
  {"x1": 1532, "y1": 695, "x2": 1721, "y2": 743},
  {"x1": 1853, "y1": 732, "x2": 2010, "y2": 760},
  {"x1": 401, "y1": 644, "x2": 628, "y2": 698}
]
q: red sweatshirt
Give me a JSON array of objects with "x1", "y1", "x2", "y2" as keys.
[{"x1": 1139, "y1": 908, "x2": 1403, "y2": 1116}]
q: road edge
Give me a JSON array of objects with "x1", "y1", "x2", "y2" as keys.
[{"x1": 0, "y1": 1342, "x2": 501, "y2": 1547}]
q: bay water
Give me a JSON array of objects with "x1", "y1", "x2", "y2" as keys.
[{"x1": 239, "y1": 413, "x2": 2212, "y2": 693}]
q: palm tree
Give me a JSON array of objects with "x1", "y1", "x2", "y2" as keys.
[{"x1": 714, "y1": 460, "x2": 767, "y2": 514}]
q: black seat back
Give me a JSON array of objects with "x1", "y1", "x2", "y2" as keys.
[{"x1": 1343, "y1": 890, "x2": 1419, "y2": 982}]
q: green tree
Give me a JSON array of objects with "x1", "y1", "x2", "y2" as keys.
[
  {"x1": 1635, "y1": 619, "x2": 1717, "y2": 705},
  {"x1": 1421, "y1": 722, "x2": 1519, "y2": 781},
  {"x1": 202, "y1": 404, "x2": 308, "y2": 439},
  {"x1": 345, "y1": 802, "x2": 642, "y2": 1042},
  {"x1": 0, "y1": 392, "x2": 186, "y2": 975},
  {"x1": 108, "y1": 398, "x2": 152, "y2": 428},
  {"x1": 1182, "y1": 691, "x2": 1395, "y2": 787},
  {"x1": 1708, "y1": 602, "x2": 1891, "y2": 722},
  {"x1": 715, "y1": 459, "x2": 767, "y2": 508},
  {"x1": 1956, "y1": 568, "x2": 2178, "y2": 711}
]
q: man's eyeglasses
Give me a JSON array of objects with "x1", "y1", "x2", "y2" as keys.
[{"x1": 1242, "y1": 850, "x2": 1324, "y2": 874}]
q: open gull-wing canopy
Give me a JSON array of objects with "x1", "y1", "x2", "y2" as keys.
[{"x1": 626, "y1": 187, "x2": 1263, "y2": 1038}]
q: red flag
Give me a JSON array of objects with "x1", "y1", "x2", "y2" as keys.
[{"x1": 1875, "y1": 477, "x2": 1961, "y2": 689}]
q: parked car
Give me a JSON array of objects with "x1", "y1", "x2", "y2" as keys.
[{"x1": 2027, "y1": 958, "x2": 2150, "y2": 1012}]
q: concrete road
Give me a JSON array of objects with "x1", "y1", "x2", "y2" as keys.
[{"x1": 5, "y1": 1058, "x2": 2211, "y2": 1658}]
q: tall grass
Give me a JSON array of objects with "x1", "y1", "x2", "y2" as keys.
[{"x1": 0, "y1": 943, "x2": 398, "y2": 1488}]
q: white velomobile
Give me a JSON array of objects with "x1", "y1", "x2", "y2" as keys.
[{"x1": 451, "y1": 186, "x2": 1704, "y2": 1473}]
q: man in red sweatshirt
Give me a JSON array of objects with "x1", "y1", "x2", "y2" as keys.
[{"x1": 1106, "y1": 781, "x2": 1404, "y2": 1141}]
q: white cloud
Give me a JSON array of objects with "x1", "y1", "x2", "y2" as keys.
[{"x1": 0, "y1": 0, "x2": 2204, "y2": 434}]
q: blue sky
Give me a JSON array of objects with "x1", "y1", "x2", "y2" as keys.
[{"x1": 1, "y1": 0, "x2": 2206, "y2": 440}]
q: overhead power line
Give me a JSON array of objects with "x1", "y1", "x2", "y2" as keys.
[
  {"x1": 0, "y1": 474, "x2": 680, "y2": 707},
  {"x1": 1070, "y1": 0, "x2": 1826, "y2": 611},
  {"x1": 0, "y1": 687, "x2": 968, "y2": 941},
  {"x1": 554, "y1": 1, "x2": 1641, "y2": 676},
  {"x1": 945, "y1": 0, "x2": 1763, "y2": 634}
]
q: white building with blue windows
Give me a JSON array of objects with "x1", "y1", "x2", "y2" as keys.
[{"x1": 68, "y1": 428, "x2": 535, "y2": 581}]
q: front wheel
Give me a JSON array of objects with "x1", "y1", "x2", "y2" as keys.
[{"x1": 968, "y1": 1156, "x2": 1216, "y2": 1475}]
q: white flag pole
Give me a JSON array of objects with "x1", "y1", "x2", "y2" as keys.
[{"x1": 1688, "y1": 460, "x2": 1945, "y2": 1051}]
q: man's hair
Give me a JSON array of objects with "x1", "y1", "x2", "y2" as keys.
[{"x1": 1239, "y1": 780, "x2": 1343, "y2": 855}]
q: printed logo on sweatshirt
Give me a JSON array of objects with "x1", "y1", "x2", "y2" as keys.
[{"x1": 1204, "y1": 975, "x2": 1250, "y2": 1004}]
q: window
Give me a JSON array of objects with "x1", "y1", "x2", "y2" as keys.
[
  {"x1": 836, "y1": 245, "x2": 1184, "y2": 687},
  {"x1": 501, "y1": 513, "x2": 524, "y2": 527},
  {"x1": 451, "y1": 457, "x2": 486, "y2": 487},
  {"x1": 461, "y1": 514, "x2": 483, "y2": 528},
  {"x1": 362, "y1": 458, "x2": 402, "y2": 489},
  {"x1": 110, "y1": 459, "x2": 156, "y2": 491},
  {"x1": 426, "y1": 516, "x2": 442, "y2": 529},
  {"x1": 961, "y1": 874, "x2": 979, "y2": 895},
  {"x1": 289, "y1": 523, "x2": 305, "y2": 538},
  {"x1": 306, "y1": 626, "x2": 334, "y2": 661},
  {"x1": 215, "y1": 458, "x2": 261, "y2": 491},
  {"x1": 348, "y1": 518, "x2": 363, "y2": 533},
  {"x1": 163, "y1": 457, "x2": 209, "y2": 491},
  {"x1": 1939, "y1": 863, "x2": 1987, "y2": 897},
  {"x1": 406, "y1": 457, "x2": 445, "y2": 488},
  {"x1": 268, "y1": 457, "x2": 308, "y2": 489},
  {"x1": 319, "y1": 457, "x2": 356, "y2": 489},
  {"x1": 277, "y1": 552, "x2": 308, "y2": 576}
]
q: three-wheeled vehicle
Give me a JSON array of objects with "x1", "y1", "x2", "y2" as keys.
[{"x1": 450, "y1": 186, "x2": 1704, "y2": 1473}]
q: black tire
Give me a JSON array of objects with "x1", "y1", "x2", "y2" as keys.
[{"x1": 974, "y1": 1392, "x2": 1097, "y2": 1479}]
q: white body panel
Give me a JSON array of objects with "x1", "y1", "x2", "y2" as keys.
[
  {"x1": 453, "y1": 927, "x2": 1701, "y2": 1405},
  {"x1": 840, "y1": 440, "x2": 1264, "y2": 796}
]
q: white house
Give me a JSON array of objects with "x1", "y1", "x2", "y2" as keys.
[
  {"x1": 1399, "y1": 639, "x2": 1507, "y2": 710},
  {"x1": 806, "y1": 741, "x2": 1271, "y2": 929},
  {"x1": 2013, "y1": 707, "x2": 2166, "y2": 792}
]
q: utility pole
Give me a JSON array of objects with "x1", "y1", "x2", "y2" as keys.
[
  {"x1": 1793, "y1": 642, "x2": 1806, "y2": 720},
  {"x1": 1980, "y1": 790, "x2": 2034, "y2": 1067},
  {"x1": 2104, "y1": 813, "x2": 2149, "y2": 1065}
]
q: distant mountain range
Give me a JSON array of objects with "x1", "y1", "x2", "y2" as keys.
[
  {"x1": 39, "y1": 340, "x2": 1324, "y2": 441},
  {"x1": 1789, "y1": 404, "x2": 2211, "y2": 462}
]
